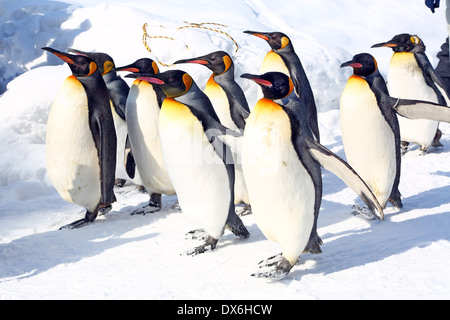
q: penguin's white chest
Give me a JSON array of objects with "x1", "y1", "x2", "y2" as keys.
[
  {"x1": 388, "y1": 52, "x2": 438, "y2": 148},
  {"x1": 159, "y1": 98, "x2": 230, "y2": 239},
  {"x1": 46, "y1": 76, "x2": 101, "y2": 212},
  {"x1": 125, "y1": 80, "x2": 174, "y2": 194},
  {"x1": 242, "y1": 99, "x2": 315, "y2": 265},
  {"x1": 340, "y1": 75, "x2": 396, "y2": 207}
]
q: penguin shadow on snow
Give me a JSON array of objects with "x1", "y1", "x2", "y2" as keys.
[
  {"x1": 284, "y1": 185, "x2": 450, "y2": 280},
  {"x1": 0, "y1": 202, "x2": 161, "y2": 282}
]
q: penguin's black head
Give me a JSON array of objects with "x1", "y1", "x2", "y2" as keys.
[
  {"x1": 126, "y1": 70, "x2": 192, "y2": 98},
  {"x1": 340, "y1": 53, "x2": 378, "y2": 77},
  {"x1": 42, "y1": 47, "x2": 99, "y2": 78},
  {"x1": 113, "y1": 58, "x2": 159, "y2": 74},
  {"x1": 174, "y1": 51, "x2": 232, "y2": 75},
  {"x1": 244, "y1": 30, "x2": 292, "y2": 51},
  {"x1": 241, "y1": 72, "x2": 293, "y2": 100},
  {"x1": 68, "y1": 48, "x2": 116, "y2": 75},
  {"x1": 371, "y1": 33, "x2": 426, "y2": 53}
]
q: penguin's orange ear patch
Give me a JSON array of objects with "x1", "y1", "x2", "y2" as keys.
[
  {"x1": 103, "y1": 60, "x2": 114, "y2": 75},
  {"x1": 222, "y1": 55, "x2": 232, "y2": 72},
  {"x1": 152, "y1": 61, "x2": 159, "y2": 74},
  {"x1": 86, "y1": 62, "x2": 98, "y2": 77},
  {"x1": 182, "y1": 73, "x2": 193, "y2": 92},
  {"x1": 280, "y1": 36, "x2": 290, "y2": 49}
]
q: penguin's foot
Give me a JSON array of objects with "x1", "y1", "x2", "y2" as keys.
[
  {"x1": 252, "y1": 257, "x2": 292, "y2": 280},
  {"x1": 351, "y1": 205, "x2": 376, "y2": 220},
  {"x1": 419, "y1": 145, "x2": 429, "y2": 155},
  {"x1": 131, "y1": 193, "x2": 161, "y2": 215},
  {"x1": 304, "y1": 229, "x2": 323, "y2": 254},
  {"x1": 225, "y1": 223, "x2": 250, "y2": 239},
  {"x1": 99, "y1": 204, "x2": 112, "y2": 216},
  {"x1": 182, "y1": 236, "x2": 218, "y2": 256},
  {"x1": 114, "y1": 178, "x2": 127, "y2": 188},
  {"x1": 257, "y1": 253, "x2": 282, "y2": 268},
  {"x1": 432, "y1": 129, "x2": 443, "y2": 147},
  {"x1": 225, "y1": 212, "x2": 250, "y2": 239},
  {"x1": 388, "y1": 197, "x2": 403, "y2": 209},
  {"x1": 185, "y1": 228, "x2": 208, "y2": 241},
  {"x1": 59, "y1": 210, "x2": 98, "y2": 230},
  {"x1": 170, "y1": 200, "x2": 181, "y2": 210},
  {"x1": 137, "y1": 185, "x2": 147, "y2": 193},
  {"x1": 400, "y1": 141, "x2": 409, "y2": 155},
  {"x1": 131, "y1": 204, "x2": 161, "y2": 215},
  {"x1": 235, "y1": 204, "x2": 252, "y2": 216}
]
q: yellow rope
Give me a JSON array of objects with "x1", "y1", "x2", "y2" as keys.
[
  {"x1": 141, "y1": 21, "x2": 239, "y2": 67},
  {"x1": 177, "y1": 23, "x2": 239, "y2": 53},
  {"x1": 142, "y1": 23, "x2": 178, "y2": 67}
]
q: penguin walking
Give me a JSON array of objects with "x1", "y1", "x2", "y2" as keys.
[
  {"x1": 114, "y1": 58, "x2": 176, "y2": 214},
  {"x1": 244, "y1": 30, "x2": 320, "y2": 142},
  {"x1": 68, "y1": 48, "x2": 132, "y2": 186},
  {"x1": 127, "y1": 70, "x2": 250, "y2": 255},
  {"x1": 340, "y1": 53, "x2": 403, "y2": 210},
  {"x1": 240, "y1": 71, "x2": 383, "y2": 279},
  {"x1": 372, "y1": 34, "x2": 450, "y2": 154},
  {"x1": 42, "y1": 47, "x2": 117, "y2": 229},
  {"x1": 174, "y1": 51, "x2": 251, "y2": 215}
]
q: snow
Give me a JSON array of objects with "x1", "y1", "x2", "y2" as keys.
[{"x1": 1, "y1": 0, "x2": 450, "y2": 300}]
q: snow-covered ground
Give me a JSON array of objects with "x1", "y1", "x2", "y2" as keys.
[{"x1": 1, "y1": 0, "x2": 449, "y2": 299}]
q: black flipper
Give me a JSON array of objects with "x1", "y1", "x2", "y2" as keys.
[{"x1": 304, "y1": 136, "x2": 385, "y2": 220}]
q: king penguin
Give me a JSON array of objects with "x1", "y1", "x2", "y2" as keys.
[
  {"x1": 129, "y1": 70, "x2": 250, "y2": 255},
  {"x1": 68, "y1": 48, "x2": 132, "y2": 187},
  {"x1": 114, "y1": 58, "x2": 176, "y2": 214},
  {"x1": 244, "y1": 30, "x2": 320, "y2": 142},
  {"x1": 340, "y1": 53, "x2": 404, "y2": 210},
  {"x1": 240, "y1": 71, "x2": 383, "y2": 279},
  {"x1": 42, "y1": 47, "x2": 117, "y2": 229},
  {"x1": 174, "y1": 51, "x2": 251, "y2": 215},
  {"x1": 372, "y1": 34, "x2": 450, "y2": 154}
]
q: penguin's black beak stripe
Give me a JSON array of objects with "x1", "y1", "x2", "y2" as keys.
[
  {"x1": 244, "y1": 30, "x2": 269, "y2": 41},
  {"x1": 42, "y1": 47, "x2": 74, "y2": 65}
]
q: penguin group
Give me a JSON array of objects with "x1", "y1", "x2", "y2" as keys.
[{"x1": 43, "y1": 28, "x2": 450, "y2": 280}]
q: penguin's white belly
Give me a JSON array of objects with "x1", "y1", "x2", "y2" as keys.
[
  {"x1": 159, "y1": 98, "x2": 230, "y2": 239},
  {"x1": 204, "y1": 78, "x2": 249, "y2": 204},
  {"x1": 340, "y1": 76, "x2": 396, "y2": 207},
  {"x1": 242, "y1": 99, "x2": 314, "y2": 265},
  {"x1": 111, "y1": 102, "x2": 129, "y2": 181},
  {"x1": 126, "y1": 81, "x2": 174, "y2": 195},
  {"x1": 388, "y1": 53, "x2": 439, "y2": 148},
  {"x1": 46, "y1": 76, "x2": 100, "y2": 212}
]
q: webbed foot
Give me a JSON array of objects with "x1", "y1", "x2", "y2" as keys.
[
  {"x1": 252, "y1": 257, "x2": 293, "y2": 280},
  {"x1": 181, "y1": 236, "x2": 218, "y2": 256}
]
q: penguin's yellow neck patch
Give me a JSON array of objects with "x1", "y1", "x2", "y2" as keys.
[
  {"x1": 253, "y1": 98, "x2": 283, "y2": 114},
  {"x1": 391, "y1": 52, "x2": 416, "y2": 65},
  {"x1": 345, "y1": 75, "x2": 370, "y2": 90},
  {"x1": 161, "y1": 97, "x2": 193, "y2": 121},
  {"x1": 261, "y1": 51, "x2": 289, "y2": 75},
  {"x1": 102, "y1": 61, "x2": 114, "y2": 75}
]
